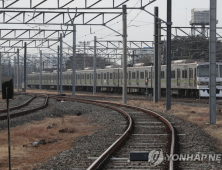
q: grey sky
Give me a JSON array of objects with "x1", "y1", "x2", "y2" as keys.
[
  {"x1": 0, "y1": 0, "x2": 221, "y2": 57},
  {"x1": 68, "y1": 0, "x2": 222, "y2": 48}
]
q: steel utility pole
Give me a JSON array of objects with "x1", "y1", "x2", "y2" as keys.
[
  {"x1": 84, "y1": 41, "x2": 86, "y2": 69},
  {"x1": 40, "y1": 50, "x2": 42, "y2": 90},
  {"x1": 17, "y1": 49, "x2": 19, "y2": 92},
  {"x1": 209, "y1": 0, "x2": 217, "y2": 124},
  {"x1": 14, "y1": 56, "x2": 16, "y2": 88},
  {"x1": 166, "y1": 0, "x2": 172, "y2": 110},
  {"x1": 24, "y1": 42, "x2": 27, "y2": 92},
  {"x1": 57, "y1": 45, "x2": 60, "y2": 93},
  {"x1": 158, "y1": 21, "x2": 161, "y2": 99},
  {"x1": 154, "y1": 7, "x2": 159, "y2": 103},
  {"x1": 72, "y1": 25, "x2": 76, "y2": 97},
  {"x1": 122, "y1": 5, "x2": 127, "y2": 104},
  {"x1": 0, "y1": 53, "x2": 1, "y2": 90},
  {"x1": 93, "y1": 36, "x2": 97, "y2": 95},
  {"x1": 60, "y1": 33, "x2": 63, "y2": 94},
  {"x1": 8, "y1": 58, "x2": 10, "y2": 76}
]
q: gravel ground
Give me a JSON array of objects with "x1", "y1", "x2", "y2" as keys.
[
  {"x1": 0, "y1": 97, "x2": 127, "y2": 170},
  {"x1": 155, "y1": 108, "x2": 222, "y2": 169}
]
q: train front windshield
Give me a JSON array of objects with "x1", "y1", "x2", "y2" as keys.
[{"x1": 197, "y1": 65, "x2": 218, "y2": 77}]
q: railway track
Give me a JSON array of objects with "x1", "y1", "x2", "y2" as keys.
[
  {"x1": 0, "y1": 94, "x2": 35, "y2": 113},
  {"x1": 73, "y1": 93, "x2": 221, "y2": 105},
  {"x1": 0, "y1": 94, "x2": 48, "y2": 120},
  {"x1": 50, "y1": 95, "x2": 175, "y2": 170}
]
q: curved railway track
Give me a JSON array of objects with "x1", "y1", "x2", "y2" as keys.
[
  {"x1": 0, "y1": 94, "x2": 48, "y2": 120},
  {"x1": 50, "y1": 95, "x2": 175, "y2": 170},
  {"x1": 0, "y1": 94, "x2": 35, "y2": 113}
]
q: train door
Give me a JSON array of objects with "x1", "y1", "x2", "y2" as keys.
[
  {"x1": 107, "y1": 72, "x2": 109, "y2": 85},
  {"x1": 80, "y1": 74, "x2": 82, "y2": 84},
  {"x1": 90, "y1": 73, "x2": 92, "y2": 85},
  {"x1": 84, "y1": 73, "x2": 86, "y2": 84},
  {"x1": 194, "y1": 68, "x2": 197, "y2": 86},
  {"x1": 177, "y1": 69, "x2": 180, "y2": 86},
  {"x1": 189, "y1": 68, "x2": 193, "y2": 87},
  {"x1": 136, "y1": 71, "x2": 139, "y2": 85},
  {"x1": 113, "y1": 72, "x2": 115, "y2": 85},
  {"x1": 128, "y1": 71, "x2": 131, "y2": 85},
  {"x1": 101, "y1": 72, "x2": 103, "y2": 85}
]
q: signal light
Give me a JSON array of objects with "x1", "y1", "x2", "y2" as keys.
[{"x1": 145, "y1": 78, "x2": 149, "y2": 85}]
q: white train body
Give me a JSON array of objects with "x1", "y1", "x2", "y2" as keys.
[{"x1": 27, "y1": 60, "x2": 222, "y2": 98}]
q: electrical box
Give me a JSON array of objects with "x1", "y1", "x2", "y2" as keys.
[
  {"x1": 2, "y1": 76, "x2": 14, "y2": 99},
  {"x1": 130, "y1": 151, "x2": 149, "y2": 161}
]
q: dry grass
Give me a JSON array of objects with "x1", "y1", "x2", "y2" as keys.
[
  {"x1": 126, "y1": 100, "x2": 222, "y2": 152},
  {"x1": 0, "y1": 115, "x2": 101, "y2": 170}
]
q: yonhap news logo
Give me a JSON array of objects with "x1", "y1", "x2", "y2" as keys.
[
  {"x1": 147, "y1": 149, "x2": 221, "y2": 167},
  {"x1": 148, "y1": 149, "x2": 164, "y2": 166}
]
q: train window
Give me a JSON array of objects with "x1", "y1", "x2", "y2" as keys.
[
  {"x1": 197, "y1": 65, "x2": 209, "y2": 77},
  {"x1": 177, "y1": 69, "x2": 180, "y2": 78},
  {"x1": 220, "y1": 66, "x2": 222, "y2": 77},
  {"x1": 189, "y1": 69, "x2": 193, "y2": 78},
  {"x1": 98, "y1": 74, "x2": 100, "y2": 79},
  {"x1": 113, "y1": 72, "x2": 115, "y2": 79},
  {"x1": 161, "y1": 71, "x2": 165, "y2": 79},
  {"x1": 87, "y1": 74, "x2": 89, "y2": 79},
  {"x1": 132, "y1": 72, "x2": 136, "y2": 79},
  {"x1": 182, "y1": 70, "x2": 187, "y2": 78},
  {"x1": 110, "y1": 73, "x2": 113, "y2": 79},
  {"x1": 197, "y1": 65, "x2": 218, "y2": 77},
  {"x1": 104, "y1": 73, "x2": 106, "y2": 79},
  {"x1": 140, "y1": 72, "x2": 144, "y2": 79},
  {"x1": 101, "y1": 73, "x2": 103, "y2": 79},
  {"x1": 171, "y1": 71, "x2": 175, "y2": 78}
]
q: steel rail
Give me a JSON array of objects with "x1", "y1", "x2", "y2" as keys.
[
  {"x1": 49, "y1": 95, "x2": 174, "y2": 170},
  {"x1": 49, "y1": 95, "x2": 132, "y2": 170},
  {"x1": 0, "y1": 95, "x2": 48, "y2": 120},
  {"x1": 0, "y1": 94, "x2": 35, "y2": 113}
]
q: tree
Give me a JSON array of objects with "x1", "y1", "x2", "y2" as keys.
[{"x1": 65, "y1": 53, "x2": 116, "y2": 70}]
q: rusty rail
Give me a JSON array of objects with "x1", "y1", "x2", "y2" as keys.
[
  {"x1": 0, "y1": 95, "x2": 48, "y2": 120},
  {"x1": 0, "y1": 94, "x2": 35, "y2": 113}
]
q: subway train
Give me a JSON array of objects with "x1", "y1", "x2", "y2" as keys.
[{"x1": 27, "y1": 60, "x2": 222, "y2": 98}]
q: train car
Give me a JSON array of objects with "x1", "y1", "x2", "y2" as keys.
[{"x1": 27, "y1": 60, "x2": 222, "y2": 98}]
